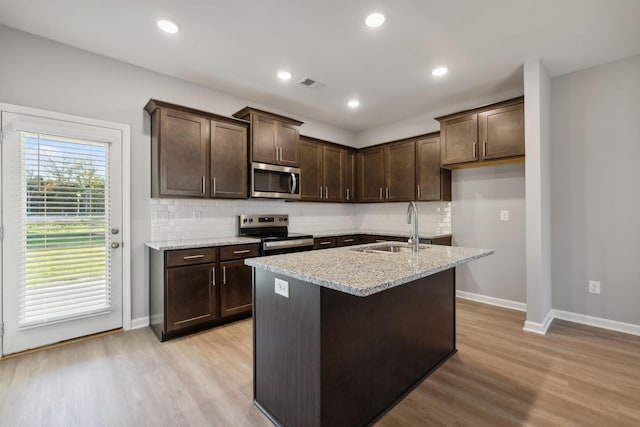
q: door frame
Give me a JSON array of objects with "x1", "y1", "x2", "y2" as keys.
[{"x1": 0, "y1": 102, "x2": 131, "y2": 359}]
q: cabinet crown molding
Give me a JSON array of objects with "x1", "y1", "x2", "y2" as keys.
[
  {"x1": 232, "y1": 106, "x2": 304, "y2": 126},
  {"x1": 434, "y1": 96, "x2": 524, "y2": 122}
]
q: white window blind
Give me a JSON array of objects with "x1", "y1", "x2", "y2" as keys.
[{"x1": 18, "y1": 131, "x2": 112, "y2": 328}]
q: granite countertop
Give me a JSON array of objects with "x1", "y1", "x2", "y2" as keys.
[
  {"x1": 245, "y1": 242, "x2": 492, "y2": 297},
  {"x1": 146, "y1": 236, "x2": 260, "y2": 251},
  {"x1": 304, "y1": 230, "x2": 453, "y2": 239},
  {"x1": 147, "y1": 230, "x2": 452, "y2": 250}
]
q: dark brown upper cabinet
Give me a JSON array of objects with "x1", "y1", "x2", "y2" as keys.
[
  {"x1": 145, "y1": 100, "x2": 249, "y2": 199},
  {"x1": 233, "y1": 107, "x2": 303, "y2": 167},
  {"x1": 300, "y1": 136, "x2": 344, "y2": 202},
  {"x1": 343, "y1": 149, "x2": 357, "y2": 203},
  {"x1": 210, "y1": 121, "x2": 248, "y2": 199},
  {"x1": 357, "y1": 147, "x2": 385, "y2": 202},
  {"x1": 358, "y1": 140, "x2": 415, "y2": 202},
  {"x1": 416, "y1": 135, "x2": 451, "y2": 201},
  {"x1": 437, "y1": 97, "x2": 524, "y2": 169}
]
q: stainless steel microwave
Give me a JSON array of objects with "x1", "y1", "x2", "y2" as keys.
[{"x1": 251, "y1": 162, "x2": 301, "y2": 200}]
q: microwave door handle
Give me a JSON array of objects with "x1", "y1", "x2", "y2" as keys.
[{"x1": 290, "y1": 173, "x2": 297, "y2": 194}]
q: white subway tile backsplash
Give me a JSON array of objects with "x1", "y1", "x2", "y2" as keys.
[{"x1": 150, "y1": 199, "x2": 451, "y2": 241}]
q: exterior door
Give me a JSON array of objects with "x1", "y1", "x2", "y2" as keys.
[{"x1": 1, "y1": 111, "x2": 124, "y2": 355}]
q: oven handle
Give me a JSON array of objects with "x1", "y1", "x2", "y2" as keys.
[
  {"x1": 290, "y1": 173, "x2": 297, "y2": 194},
  {"x1": 263, "y1": 238, "x2": 314, "y2": 250}
]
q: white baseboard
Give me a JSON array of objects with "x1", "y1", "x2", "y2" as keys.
[
  {"x1": 456, "y1": 290, "x2": 640, "y2": 337},
  {"x1": 456, "y1": 290, "x2": 527, "y2": 312},
  {"x1": 553, "y1": 309, "x2": 640, "y2": 337},
  {"x1": 523, "y1": 309, "x2": 554, "y2": 335},
  {"x1": 130, "y1": 317, "x2": 150, "y2": 330}
]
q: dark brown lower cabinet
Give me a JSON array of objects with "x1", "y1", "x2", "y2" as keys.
[
  {"x1": 149, "y1": 243, "x2": 259, "y2": 341},
  {"x1": 313, "y1": 237, "x2": 337, "y2": 249},
  {"x1": 220, "y1": 259, "x2": 253, "y2": 317},
  {"x1": 166, "y1": 263, "x2": 217, "y2": 333}
]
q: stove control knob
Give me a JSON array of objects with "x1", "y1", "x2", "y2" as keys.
[{"x1": 249, "y1": 218, "x2": 253, "y2": 223}]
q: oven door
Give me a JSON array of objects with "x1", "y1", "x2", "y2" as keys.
[
  {"x1": 251, "y1": 162, "x2": 301, "y2": 200},
  {"x1": 262, "y1": 238, "x2": 314, "y2": 255}
]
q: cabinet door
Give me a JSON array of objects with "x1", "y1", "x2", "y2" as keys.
[
  {"x1": 277, "y1": 122, "x2": 300, "y2": 167},
  {"x1": 300, "y1": 139, "x2": 323, "y2": 201},
  {"x1": 159, "y1": 108, "x2": 209, "y2": 197},
  {"x1": 358, "y1": 148, "x2": 385, "y2": 202},
  {"x1": 416, "y1": 136, "x2": 443, "y2": 201},
  {"x1": 251, "y1": 115, "x2": 278, "y2": 164},
  {"x1": 220, "y1": 260, "x2": 253, "y2": 317},
  {"x1": 385, "y1": 140, "x2": 415, "y2": 202},
  {"x1": 343, "y1": 149, "x2": 356, "y2": 203},
  {"x1": 166, "y1": 263, "x2": 217, "y2": 332},
  {"x1": 323, "y1": 145, "x2": 344, "y2": 202},
  {"x1": 440, "y1": 114, "x2": 478, "y2": 166},
  {"x1": 479, "y1": 103, "x2": 524, "y2": 160},
  {"x1": 210, "y1": 121, "x2": 248, "y2": 199}
]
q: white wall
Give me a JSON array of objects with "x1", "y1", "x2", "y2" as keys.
[
  {"x1": 550, "y1": 54, "x2": 640, "y2": 325},
  {"x1": 523, "y1": 59, "x2": 553, "y2": 332},
  {"x1": 452, "y1": 164, "x2": 526, "y2": 304},
  {"x1": 0, "y1": 24, "x2": 355, "y2": 321}
]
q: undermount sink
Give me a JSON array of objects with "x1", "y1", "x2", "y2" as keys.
[{"x1": 351, "y1": 243, "x2": 431, "y2": 254}]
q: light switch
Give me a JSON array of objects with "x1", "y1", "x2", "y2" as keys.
[
  {"x1": 500, "y1": 210, "x2": 509, "y2": 221},
  {"x1": 275, "y1": 278, "x2": 289, "y2": 298}
]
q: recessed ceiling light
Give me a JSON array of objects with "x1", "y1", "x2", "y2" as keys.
[
  {"x1": 347, "y1": 99, "x2": 360, "y2": 109},
  {"x1": 365, "y1": 12, "x2": 386, "y2": 28},
  {"x1": 157, "y1": 19, "x2": 180, "y2": 34},
  {"x1": 277, "y1": 71, "x2": 292, "y2": 81},
  {"x1": 432, "y1": 67, "x2": 448, "y2": 77}
]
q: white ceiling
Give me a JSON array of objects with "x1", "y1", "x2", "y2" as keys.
[{"x1": 1, "y1": 0, "x2": 639, "y2": 132}]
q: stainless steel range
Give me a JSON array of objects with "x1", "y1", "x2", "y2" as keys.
[{"x1": 239, "y1": 214, "x2": 314, "y2": 255}]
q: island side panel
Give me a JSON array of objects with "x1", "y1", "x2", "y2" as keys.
[
  {"x1": 253, "y1": 269, "x2": 322, "y2": 427},
  {"x1": 320, "y1": 268, "x2": 456, "y2": 427}
]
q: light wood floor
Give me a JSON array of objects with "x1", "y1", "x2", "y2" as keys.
[{"x1": 1, "y1": 299, "x2": 639, "y2": 427}]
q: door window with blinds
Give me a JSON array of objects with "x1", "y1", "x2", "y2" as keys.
[
  {"x1": 19, "y1": 132, "x2": 112, "y2": 327},
  {"x1": 2, "y1": 109, "x2": 124, "y2": 355}
]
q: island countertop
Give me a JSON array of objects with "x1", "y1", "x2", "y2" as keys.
[{"x1": 245, "y1": 242, "x2": 493, "y2": 297}]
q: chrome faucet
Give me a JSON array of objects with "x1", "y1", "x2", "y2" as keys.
[{"x1": 406, "y1": 201, "x2": 419, "y2": 253}]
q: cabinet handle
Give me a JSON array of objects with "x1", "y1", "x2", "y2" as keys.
[
  {"x1": 417, "y1": 184, "x2": 421, "y2": 199},
  {"x1": 212, "y1": 176, "x2": 216, "y2": 195},
  {"x1": 473, "y1": 143, "x2": 477, "y2": 159},
  {"x1": 320, "y1": 241, "x2": 332, "y2": 245},
  {"x1": 344, "y1": 238, "x2": 355, "y2": 243},
  {"x1": 278, "y1": 147, "x2": 283, "y2": 161},
  {"x1": 386, "y1": 187, "x2": 389, "y2": 200},
  {"x1": 183, "y1": 254, "x2": 204, "y2": 260},
  {"x1": 325, "y1": 186, "x2": 328, "y2": 199},
  {"x1": 275, "y1": 147, "x2": 279, "y2": 161},
  {"x1": 233, "y1": 249, "x2": 251, "y2": 254},
  {"x1": 379, "y1": 187, "x2": 383, "y2": 200},
  {"x1": 212, "y1": 267, "x2": 216, "y2": 287},
  {"x1": 202, "y1": 176, "x2": 206, "y2": 193},
  {"x1": 375, "y1": 239, "x2": 386, "y2": 243},
  {"x1": 346, "y1": 188, "x2": 350, "y2": 201},
  {"x1": 319, "y1": 186, "x2": 323, "y2": 199},
  {"x1": 222, "y1": 266, "x2": 227, "y2": 285},
  {"x1": 483, "y1": 140, "x2": 487, "y2": 157}
]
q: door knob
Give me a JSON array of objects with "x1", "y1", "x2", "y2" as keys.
[{"x1": 111, "y1": 242, "x2": 120, "y2": 249}]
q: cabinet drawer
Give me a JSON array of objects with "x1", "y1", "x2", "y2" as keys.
[
  {"x1": 313, "y1": 237, "x2": 337, "y2": 249},
  {"x1": 336, "y1": 235, "x2": 360, "y2": 246},
  {"x1": 220, "y1": 243, "x2": 260, "y2": 261},
  {"x1": 166, "y1": 247, "x2": 218, "y2": 267}
]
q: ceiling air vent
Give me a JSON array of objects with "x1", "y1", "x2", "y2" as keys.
[{"x1": 297, "y1": 77, "x2": 325, "y2": 90}]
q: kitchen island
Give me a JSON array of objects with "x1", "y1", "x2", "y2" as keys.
[{"x1": 246, "y1": 242, "x2": 493, "y2": 427}]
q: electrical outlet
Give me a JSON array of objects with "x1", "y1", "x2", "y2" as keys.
[
  {"x1": 275, "y1": 278, "x2": 289, "y2": 298},
  {"x1": 588, "y1": 280, "x2": 601, "y2": 294},
  {"x1": 500, "y1": 210, "x2": 510, "y2": 221}
]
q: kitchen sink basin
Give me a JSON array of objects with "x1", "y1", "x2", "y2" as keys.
[{"x1": 351, "y1": 243, "x2": 430, "y2": 254}]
